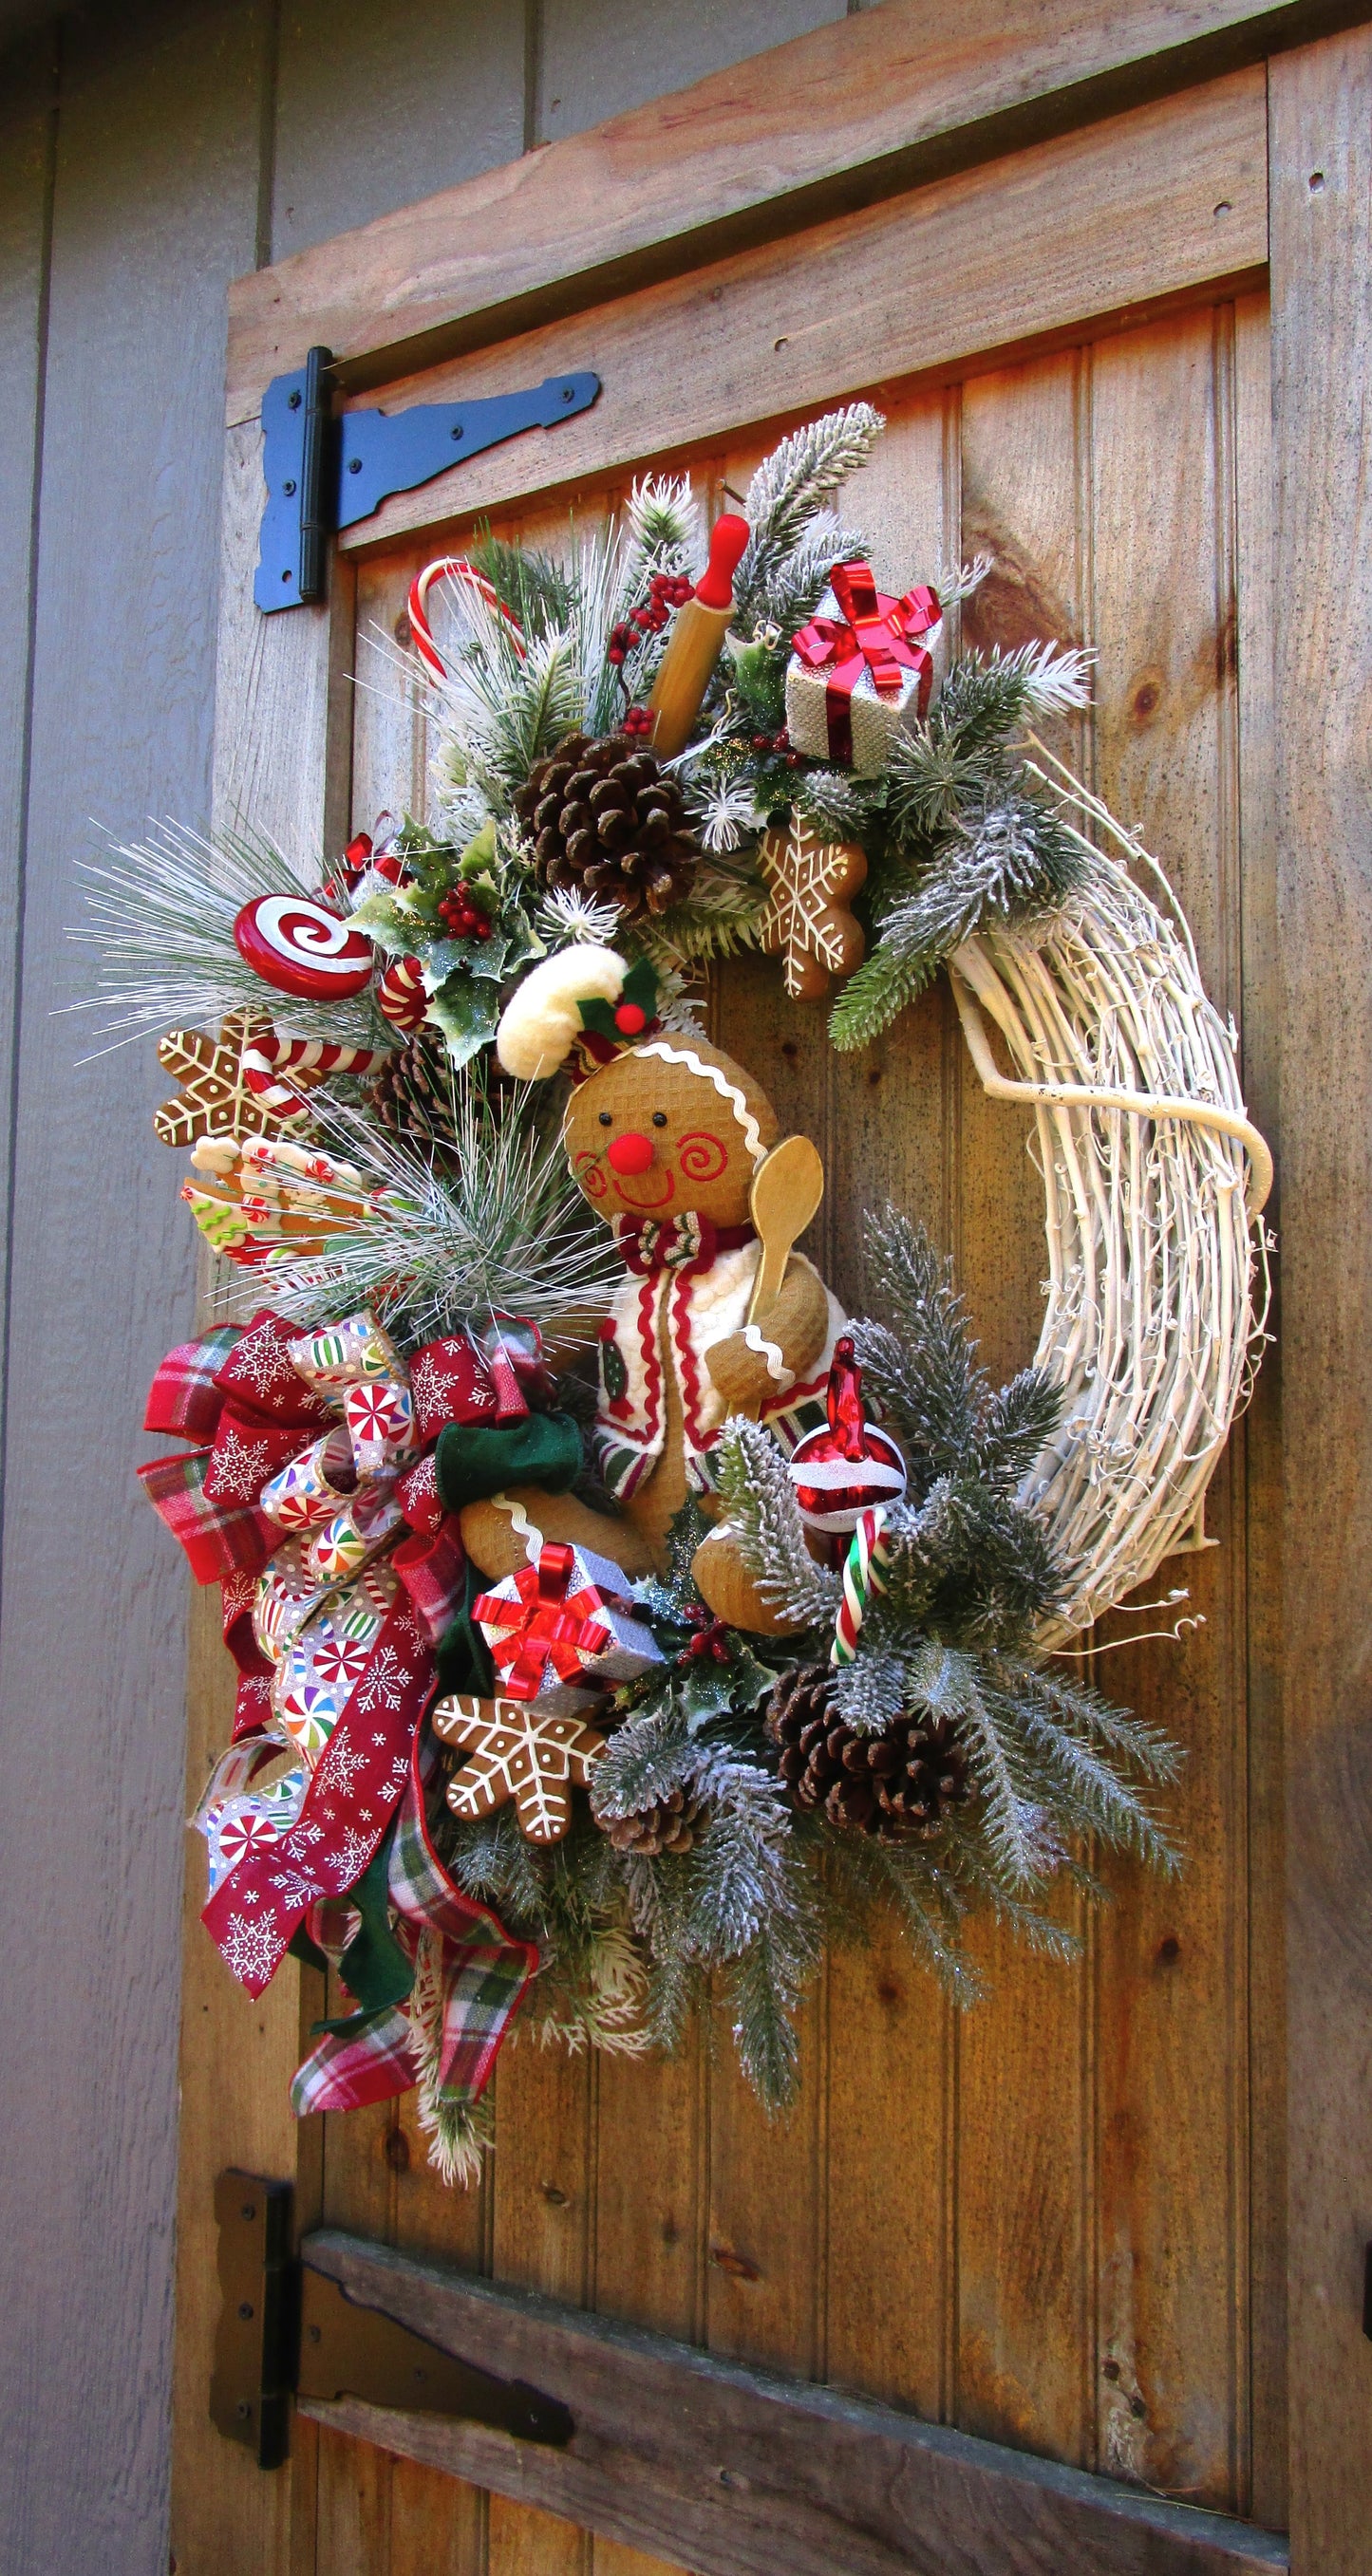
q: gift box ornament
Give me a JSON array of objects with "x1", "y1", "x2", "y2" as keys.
[
  {"x1": 472, "y1": 1540, "x2": 664, "y2": 1713},
  {"x1": 786, "y1": 562, "x2": 944, "y2": 775}
]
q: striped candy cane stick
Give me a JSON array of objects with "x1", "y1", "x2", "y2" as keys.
[
  {"x1": 831, "y1": 1506, "x2": 893, "y2": 1667},
  {"x1": 238, "y1": 1030, "x2": 396, "y2": 1125},
  {"x1": 406, "y1": 557, "x2": 525, "y2": 684}
]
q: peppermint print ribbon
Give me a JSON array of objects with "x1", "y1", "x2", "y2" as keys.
[{"x1": 792, "y1": 562, "x2": 941, "y2": 765}]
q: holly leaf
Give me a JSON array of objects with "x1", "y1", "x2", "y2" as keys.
[
  {"x1": 348, "y1": 890, "x2": 423, "y2": 955},
  {"x1": 425, "y1": 975, "x2": 500, "y2": 1067},
  {"x1": 727, "y1": 1639, "x2": 786, "y2": 1711},
  {"x1": 423, "y1": 932, "x2": 513, "y2": 990},
  {"x1": 681, "y1": 1658, "x2": 738, "y2": 1729}
]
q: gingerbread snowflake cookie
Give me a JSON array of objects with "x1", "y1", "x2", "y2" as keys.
[
  {"x1": 433, "y1": 1691, "x2": 608, "y2": 1843},
  {"x1": 757, "y1": 816, "x2": 867, "y2": 1002}
]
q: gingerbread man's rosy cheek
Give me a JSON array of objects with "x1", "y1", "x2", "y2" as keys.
[
  {"x1": 573, "y1": 1149, "x2": 608, "y2": 1200},
  {"x1": 677, "y1": 1131, "x2": 728, "y2": 1184}
]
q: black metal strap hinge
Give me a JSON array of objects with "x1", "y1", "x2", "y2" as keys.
[
  {"x1": 254, "y1": 349, "x2": 601, "y2": 613},
  {"x1": 211, "y1": 2171, "x2": 573, "y2": 2469}
]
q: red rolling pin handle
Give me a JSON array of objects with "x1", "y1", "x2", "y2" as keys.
[{"x1": 694, "y1": 513, "x2": 750, "y2": 609}]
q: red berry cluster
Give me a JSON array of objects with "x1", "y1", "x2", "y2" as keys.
[
  {"x1": 607, "y1": 569, "x2": 694, "y2": 666},
  {"x1": 621, "y1": 705, "x2": 655, "y2": 738},
  {"x1": 676, "y1": 1606, "x2": 731, "y2": 1668},
  {"x1": 437, "y1": 886, "x2": 493, "y2": 941},
  {"x1": 751, "y1": 724, "x2": 801, "y2": 769}
]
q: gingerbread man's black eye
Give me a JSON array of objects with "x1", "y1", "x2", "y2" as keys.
[
  {"x1": 652, "y1": 1111, "x2": 667, "y2": 1128},
  {"x1": 598, "y1": 1111, "x2": 613, "y2": 1127}
]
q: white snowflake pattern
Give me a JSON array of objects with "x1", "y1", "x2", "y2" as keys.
[
  {"x1": 221, "y1": 1570, "x2": 256, "y2": 1623},
  {"x1": 226, "y1": 1321, "x2": 299, "y2": 1404},
  {"x1": 207, "y1": 1425, "x2": 273, "y2": 1503},
  {"x1": 219, "y1": 1911, "x2": 285, "y2": 1987},
  {"x1": 315, "y1": 1733, "x2": 368, "y2": 1794},
  {"x1": 409, "y1": 1348, "x2": 463, "y2": 1421},
  {"x1": 392, "y1": 1613, "x2": 426, "y2": 1658},
  {"x1": 268, "y1": 1865, "x2": 323, "y2": 1909},
  {"x1": 356, "y1": 1645, "x2": 413, "y2": 1714},
  {"x1": 332, "y1": 1826, "x2": 375, "y2": 1882}
]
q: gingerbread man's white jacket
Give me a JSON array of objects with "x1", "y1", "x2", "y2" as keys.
[{"x1": 592, "y1": 1213, "x2": 846, "y2": 1502}]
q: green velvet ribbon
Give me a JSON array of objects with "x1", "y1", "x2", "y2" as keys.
[
  {"x1": 292, "y1": 1823, "x2": 416, "y2": 2034},
  {"x1": 434, "y1": 1408, "x2": 582, "y2": 1513}
]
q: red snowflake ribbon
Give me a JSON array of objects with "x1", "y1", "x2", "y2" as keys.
[
  {"x1": 792, "y1": 563, "x2": 941, "y2": 765},
  {"x1": 473, "y1": 1543, "x2": 611, "y2": 1700}
]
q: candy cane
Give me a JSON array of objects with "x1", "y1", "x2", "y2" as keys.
[
  {"x1": 239, "y1": 1030, "x2": 395, "y2": 1125},
  {"x1": 407, "y1": 556, "x2": 525, "y2": 682},
  {"x1": 831, "y1": 1506, "x2": 892, "y2": 1668}
]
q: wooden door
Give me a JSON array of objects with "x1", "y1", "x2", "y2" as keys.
[{"x1": 169, "y1": 17, "x2": 1372, "y2": 2575}]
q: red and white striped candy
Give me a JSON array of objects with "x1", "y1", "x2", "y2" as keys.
[
  {"x1": 239, "y1": 1029, "x2": 395, "y2": 1125},
  {"x1": 376, "y1": 955, "x2": 429, "y2": 1031},
  {"x1": 234, "y1": 893, "x2": 375, "y2": 999},
  {"x1": 406, "y1": 556, "x2": 525, "y2": 683}
]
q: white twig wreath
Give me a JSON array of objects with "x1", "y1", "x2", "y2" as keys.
[{"x1": 949, "y1": 743, "x2": 1272, "y2": 1645}]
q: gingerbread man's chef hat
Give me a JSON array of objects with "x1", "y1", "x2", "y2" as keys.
[{"x1": 497, "y1": 945, "x2": 663, "y2": 1083}]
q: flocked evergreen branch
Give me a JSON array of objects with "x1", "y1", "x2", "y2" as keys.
[
  {"x1": 712, "y1": 1417, "x2": 841, "y2": 1629},
  {"x1": 733, "y1": 404, "x2": 884, "y2": 631}
]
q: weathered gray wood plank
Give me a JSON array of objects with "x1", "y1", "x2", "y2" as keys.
[
  {"x1": 299, "y1": 2232, "x2": 1289, "y2": 2576},
  {"x1": 0, "y1": 8, "x2": 268, "y2": 2572},
  {"x1": 535, "y1": 0, "x2": 843, "y2": 148},
  {"x1": 1269, "y1": 28, "x2": 1372, "y2": 2576},
  {"x1": 271, "y1": 0, "x2": 526, "y2": 261}
]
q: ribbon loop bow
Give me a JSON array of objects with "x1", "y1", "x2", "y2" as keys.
[{"x1": 792, "y1": 562, "x2": 942, "y2": 767}]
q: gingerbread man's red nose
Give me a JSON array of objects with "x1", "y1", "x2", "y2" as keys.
[{"x1": 606, "y1": 1130, "x2": 655, "y2": 1176}]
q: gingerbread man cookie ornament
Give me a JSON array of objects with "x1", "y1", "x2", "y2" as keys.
[{"x1": 458, "y1": 948, "x2": 847, "y2": 1631}]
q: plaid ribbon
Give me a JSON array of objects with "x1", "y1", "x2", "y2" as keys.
[
  {"x1": 138, "y1": 1310, "x2": 334, "y2": 1585},
  {"x1": 291, "y1": 1727, "x2": 536, "y2": 2117}
]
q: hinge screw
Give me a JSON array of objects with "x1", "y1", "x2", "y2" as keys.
[
  {"x1": 287, "y1": 391, "x2": 301, "y2": 410},
  {"x1": 282, "y1": 479, "x2": 296, "y2": 496},
  {"x1": 451, "y1": 425, "x2": 463, "y2": 441},
  {"x1": 348, "y1": 457, "x2": 363, "y2": 474}
]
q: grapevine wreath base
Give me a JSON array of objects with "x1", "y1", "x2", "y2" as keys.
[{"x1": 81, "y1": 406, "x2": 1271, "y2": 2179}]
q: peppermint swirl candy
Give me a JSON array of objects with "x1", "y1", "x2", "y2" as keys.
[{"x1": 234, "y1": 893, "x2": 374, "y2": 999}]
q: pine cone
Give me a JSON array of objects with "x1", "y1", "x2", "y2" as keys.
[
  {"x1": 368, "y1": 1028, "x2": 460, "y2": 1150},
  {"x1": 513, "y1": 732, "x2": 698, "y2": 920},
  {"x1": 601, "y1": 1783, "x2": 711, "y2": 1857},
  {"x1": 766, "y1": 1662, "x2": 970, "y2": 1838}
]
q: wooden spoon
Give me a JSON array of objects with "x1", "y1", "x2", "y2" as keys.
[{"x1": 747, "y1": 1133, "x2": 824, "y2": 1326}]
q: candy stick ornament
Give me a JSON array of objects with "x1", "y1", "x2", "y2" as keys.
[
  {"x1": 647, "y1": 513, "x2": 750, "y2": 758},
  {"x1": 831, "y1": 1505, "x2": 893, "y2": 1667},
  {"x1": 407, "y1": 557, "x2": 525, "y2": 684}
]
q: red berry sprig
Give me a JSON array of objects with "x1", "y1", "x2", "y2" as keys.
[
  {"x1": 751, "y1": 725, "x2": 801, "y2": 769},
  {"x1": 437, "y1": 886, "x2": 494, "y2": 941},
  {"x1": 607, "y1": 569, "x2": 694, "y2": 667},
  {"x1": 676, "y1": 1606, "x2": 732, "y2": 1668},
  {"x1": 621, "y1": 705, "x2": 655, "y2": 737}
]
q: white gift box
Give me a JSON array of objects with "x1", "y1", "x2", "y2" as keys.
[
  {"x1": 472, "y1": 1540, "x2": 665, "y2": 1714},
  {"x1": 785, "y1": 566, "x2": 945, "y2": 776}
]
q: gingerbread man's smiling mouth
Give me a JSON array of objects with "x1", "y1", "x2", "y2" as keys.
[{"x1": 611, "y1": 1167, "x2": 676, "y2": 1208}]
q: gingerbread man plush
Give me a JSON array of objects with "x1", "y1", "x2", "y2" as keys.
[{"x1": 458, "y1": 947, "x2": 845, "y2": 1631}]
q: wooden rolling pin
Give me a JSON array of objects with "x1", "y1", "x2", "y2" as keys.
[{"x1": 647, "y1": 512, "x2": 750, "y2": 758}]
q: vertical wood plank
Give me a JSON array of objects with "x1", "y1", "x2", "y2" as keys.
[
  {"x1": 1087, "y1": 307, "x2": 1248, "y2": 2512},
  {"x1": 271, "y1": 0, "x2": 527, "y2": 261},
  {"x1": 0, "y1": 9, "x2": 279, "y2": 2574},
  {"x1": 1231, "y1": 283, "x2": 1286, "y2": 2542},
  {"x1": 1269, "y1": 30, "x2": 1372, "y2": 2574},
  {"x1": 953, "y1": 350, "x2": 1091, "y2": 2473}
]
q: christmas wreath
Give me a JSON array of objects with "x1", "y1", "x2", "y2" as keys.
[{"x1": 80, "y1": 406, "x2": 1271, "y2": 2180}]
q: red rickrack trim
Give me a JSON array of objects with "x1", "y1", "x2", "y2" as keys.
[{"x1": 668, "y1": 1232, "x2": 722, "y2": 1460}]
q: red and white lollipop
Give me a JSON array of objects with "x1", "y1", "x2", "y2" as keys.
[
  {"x1": 788, "y1": 1336, "x2": 907, "y2": 1537},
  {"x1": 234, "y1": 893, "x2": 374, "y2": 1000}
]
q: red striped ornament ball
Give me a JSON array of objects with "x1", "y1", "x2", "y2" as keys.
[{"x1": 787, "y1": 1335, "x2": 907, "y2": 1537}]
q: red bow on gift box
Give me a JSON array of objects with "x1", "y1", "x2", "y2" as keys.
[
  {"x1": 472, "y1": 1543, "x2": 612, "y2": 1700},
  {"x1": 793, "y1": 562, "x2": 941, "y2": 765}
]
